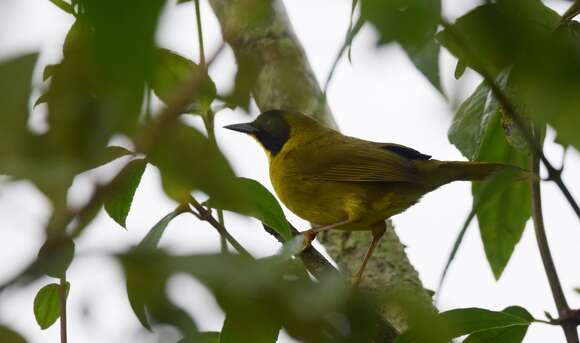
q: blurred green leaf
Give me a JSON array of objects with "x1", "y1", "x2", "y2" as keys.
[
  {"x1": 33, "y1": 282, "x2": 70, "y2": 329},
  {"x1": 396, "y1": 306, "x2": 533, "y2": 343},
  {"x1": 42, "y1": 64, "x2": 57, "y2": 81},
  {"x1": 206, "y1": 178, "x2": 291, "y2": 241},
  {"x1": 510, "y1": 21, "x2": 580, "y2": 152},
  {"x1": 225, "y1": 53, "x2": 260, "y2": 111},
  {"x1": 437, "y1": 2, "x2": 558, "y2": 76},
  {"x1": 82, "y1": 0, "x2": 165, "y2": 133},
  {"x1": 86, "y1": 145, "x2": 134, "y2": 171},
  {"x1": 120, "y1": 251, "x2": 373, "y2": 342},
  {"x1": 150, "y1": 48, "x2": 216, "y2": 115},
  {"x1": 105, "y1": 159, "x2": 147, "y2": 229},
  {"x1": 148, "y1": 122, "x2": 243, "y2": 204},
  {"x1": 124, "y1": 250, "x2": 198, "y2": 334},
  {"x1": 361, "y1": 0, "x2": 440, "y2": 46},
  {"x1": 0, "y1": 53, "x2": 37, "y2": 162},
  {"x1": 464, "y1": 306, "x2": 533, "y2": 343},
  {"x1": 37, "y1": 236, "x2": 75, "y2": 278},
  {"x1": 220, "y1": 311, "x2": 280, "y2": 343},
  {"x1": 48, "y1": 0, "x2": 75, "y2": 15},
  {"x1": 403, "y1": 37, "x2": 442, "y2": 92},
  {"x1": 178, "y1": 332, "x2": 220, "y2": 343},
  {"x1": 138, "y1": 208, "x2": 186, "y2": 250},
  {"x1": 454, "y1": 60, "x2": 467, "y2": 79},
  {"x1": 0, "y1": 325, "x2": 27, "y2": 343},
  {"x1": 361, "y1": 0, "x2": 441, "y2": 91},
  {"x1": 472, "y1": 114, "x2": 531, "y2": 279}
]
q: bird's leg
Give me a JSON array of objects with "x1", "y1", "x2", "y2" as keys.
[
  {"x1": 353, "y1": 222, "x2": 386, "y2": 286},
  {"x1": 302, "y1": 219, "x2": 353, "y2": 249}
]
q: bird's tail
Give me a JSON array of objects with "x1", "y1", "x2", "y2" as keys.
[{"x1": 424, "y1": 160, "x2": 532, "y2": 186}]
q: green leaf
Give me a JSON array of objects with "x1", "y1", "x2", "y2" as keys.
[
  {"x1": 48, "y1": 0, "x2": 75, "y2": 15},
  {"x1": 464, "y1": 307, "x2": 533, "y2": 343},
  {"x1": 37, "y1": 236, "x2": 75, "y2": 278},
  {"x1": 396, "y1": 306, "x2": 533, "y2": 343},
  {"x1": 0, "y1": 325, "x2": 27, "y2": 343},
  {"x1": 105, "y1": 159, "x2": 147, "y2": 229},
  {"x1": 150, "y1": 48, "x2": 216, "y2": 115},
  {"x1": 205, "y1": 178, "x2": 291, "y2": 241},
  {"x1": 472, "y1": 114, "x2": 530, "y2": 279},
  {"x1": 148, "y1": 122, "x2": 243, "y2": 204},
  {"x1": 361, "y1": 0, "x2": 441, "y2": 92},
  {"x1": 33, "y1": 282, "x2": 70, "y2": 329},
  {"x1": 138, "y1": 208, "x2": 186, "y2": 250},
  {"x1": 220, "y1": 311, "x2": 280, "y2": 343},
  {"x1": 448, "y1": 72, "x2": 508, "y2": 160}
]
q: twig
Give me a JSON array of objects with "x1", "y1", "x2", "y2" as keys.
[
  {"x1": 562, "y1": 0, "x2": 580, "y2": 22},
  {"x1": 440, "y1": 19, "x2": 580, "y2": 223},
  {"x1": 529, "y1": 133, "x2": 579, "y2": 343},
  {"x1": 59, "y1": 275, "x2": 68, "y2": 343},
  {"x1": 194, "y1": 0, "x2": 206, "y2": 67},
  {"x1": 188, "y1": 197, "x2": 253, "y2": 259}
]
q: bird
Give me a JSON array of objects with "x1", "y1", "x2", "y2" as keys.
[{"x1": 225, "y1": 109, "x2": 524, "y2": 285}]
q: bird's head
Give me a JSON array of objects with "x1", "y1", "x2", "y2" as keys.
[{"x1": 224, "y1": 109, "x2": 323, "y2": 156}]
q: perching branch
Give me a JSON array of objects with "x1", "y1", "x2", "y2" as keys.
[
  {"x1": 529, "y1": 134, "x2": 579, "y2": 343},
  {"x1": 440, "y1": 19, "x2": 580, "y2": 223}
]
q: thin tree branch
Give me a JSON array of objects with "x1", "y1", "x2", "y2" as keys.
[
  {"x1": 187, "y1": 197, "x2": 253, "y2": 259},
  {"x1": 563, "y1": 0, "x2": 580, "y2": 22},
  {"x1": 194, "y1": 0, "x2": 206, "y2": 67},
  {"x1": 440, "y1": 19, "x2": 580, "y2": 223},
  {"x1": 530, "y1": 133, "x2": 579, "y2": 342}
]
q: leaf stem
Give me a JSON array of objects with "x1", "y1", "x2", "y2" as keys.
[
  {"x1": 188, "y1": 197, "x2": 252, "y2": 259},
  {"x1": 440, "y1": 19, "x2": 580, "y2": 223},
  {"x1": 530, "y1": 132, "x2": 579, "y2": 343},
  {"x1": 59, "y1": 275, "x2": 67, "y2": 343},
  {"x1": 194, "y1": 0, "x2": 206, "y2": 68}
]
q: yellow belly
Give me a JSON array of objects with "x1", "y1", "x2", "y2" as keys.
[{"x1": 270, "y1": 163, "x2": 424, "y2": 231}]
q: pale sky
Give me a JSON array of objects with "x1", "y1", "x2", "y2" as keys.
[{"x1": 0, "y1": 1, "x2": 579, "y2": 342}]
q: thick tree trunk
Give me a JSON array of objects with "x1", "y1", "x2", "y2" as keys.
[{"x1": 208, "y1": 0, "x2": 435, "y2": 331}]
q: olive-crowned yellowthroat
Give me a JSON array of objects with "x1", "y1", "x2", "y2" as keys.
[{"x1": 225, "y1": 110, "x2": 522, "y2": 284}]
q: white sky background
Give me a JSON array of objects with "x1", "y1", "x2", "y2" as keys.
[{"x1": 0, "y1": 0, "x2": 579, "y2": 342}]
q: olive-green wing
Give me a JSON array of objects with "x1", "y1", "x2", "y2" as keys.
[{"x1": 299, "y1": 135, "x2": 428, "y2": 183}]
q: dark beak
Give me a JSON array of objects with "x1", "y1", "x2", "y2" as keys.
[{"x1": 223, "y1": 123, "x2": 259, "y2": 134}]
